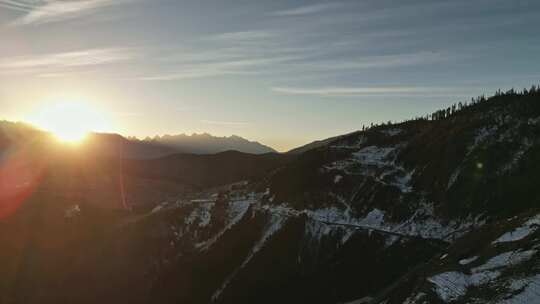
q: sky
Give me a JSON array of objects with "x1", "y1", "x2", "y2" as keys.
[{"x1": 0, "y1": 0, "x2": 539, "y2": 151}]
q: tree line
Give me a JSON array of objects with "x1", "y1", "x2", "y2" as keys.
[{"x1": 360, "y1": 85, "x2": 540, "y2": 131}]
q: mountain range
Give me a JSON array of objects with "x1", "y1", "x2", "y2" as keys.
[
  {"x1": 0, "y1": 124, "x2": 277, "y2": 159},
  {"x1": 0, "y1": 87, "x2": 539, "y2": 303},
  {"x1": 84, "y1": 132, "x2": 277, "y2": 159},
  {"x1": 140, "y1": 133, "x2": 277, "y2": 155}
]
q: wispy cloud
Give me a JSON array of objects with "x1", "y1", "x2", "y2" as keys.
[
  {"x1": 136, "y1": 22, "x2": 448, "y2": 81},
  {"x1": 138, "y1": 49, "x2": 446, "y2": 81},
  {"x1": 2, "y1": 0, "x2": 133, "y2": 25},
  {"x1": 271, "y1": 3, "x2": 344, "y2": 17},
  {"x1": 137, "y1": 69, "x2": 232, "y2": 81},
  {"x1": 0, "y1": 0, "x2": 34, "y2": 12},
  {"x1": 301, "y1": 51, "x2": 449, "y2": 71},
  {"x1": 208, "y1": 30, "x2": 277, "y2": 42},
  {"x1": 137, "y1": 60, "x2": 267, "y2": 81},
  {"x1": 0, "y1": 48, "x2": 135, "y2": 75},
  {"x1": 137, "y1": 43, "x2": 299, "y2": 81},
  {"x1": 272, "y1": 86, "x2": 464, "y2": 97},
  {"x1": 201, "y1": 120, "x2": 249, "y2": 126}
]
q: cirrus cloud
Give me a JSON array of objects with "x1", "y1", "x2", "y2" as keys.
[
  {"x1": 0, "y1": 48, "x2": 136, "y2": 77},
  {"x1": 270, "y1": 2, "x2": 345, "y2": 17},
  {"x1": 272, "y1": 86, "x2": 472, "y2": 97},
  {"x1": 1, "y1": 0, "x2": 135, "y2": 25}
]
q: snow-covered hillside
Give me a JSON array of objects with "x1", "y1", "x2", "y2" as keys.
[
  {"x1": 394, "y1": 213, "x2": 540, "y2": 304},
  {"x1": 1, "y1": 90, "x2": 539, "y2": 304},
  {"x1": 132, "y1": 90, "x2": 540, "y2": 303}
]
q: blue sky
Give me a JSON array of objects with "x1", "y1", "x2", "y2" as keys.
[{"x1": 1, "y1": 0, "x2": 539, "y2": 151}]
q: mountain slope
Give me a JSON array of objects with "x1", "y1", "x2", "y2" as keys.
[
  {"x1": 286, "y1": 133, "x2": 350, "y2": 154},
  {"x1": 123, "y1": 150, "x2": 295, "y2": 191},
  {"x1": 0, "y1": 88, "x2": 539, "y2": 303},
  {"x1": 0, "y1": 125, "x2": 293, "y2": 213},
  {"x1": 141, "y1": 88, "x2": 540, "y2": 303},
  {"x1": 377, "y1": 211, "x2": 540, "y2": 304}
]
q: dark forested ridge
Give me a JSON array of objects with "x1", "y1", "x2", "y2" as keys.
[
  {"x1": 123, "y1": 151, "x2": 295, "y2": 190},
  {"x1": 0, "y1": 87, "x2": 539, "y2": 304}
]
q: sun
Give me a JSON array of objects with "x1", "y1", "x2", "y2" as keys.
[{"x1": 27, "y1": 101, "x2": 111, "y2": 143}]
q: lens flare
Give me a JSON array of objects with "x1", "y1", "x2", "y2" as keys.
[
  {"x1": 27, "y1": 101, "x2": 111, "y2": 143},
  {"x1": 0, "y1": 146, "x2": 45, "y2": 219}
]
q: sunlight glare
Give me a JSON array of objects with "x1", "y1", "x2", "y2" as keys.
[{"x1": 27, "y1": 101, "x2": 111, "y2": 143}]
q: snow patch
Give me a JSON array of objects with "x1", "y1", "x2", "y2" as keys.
[
  {"x1": 64, "y1": 204, "x2": 81, "y2": 219},
  {"x1": 528, "y1": 116, "x2": 540, "y2": 125},
  {"x1": 151, "y1": 205, "x2": 164, "y2": 214},
  {"x1": 340, "y1": 228, "x2": 356, "y2": 245},
  {"x1": 403, "y1": 292, "x2": 427, "y2": 304},
  {"x1": 447, "y1": 167, "x2": 461, "y2": 190},
  {"x1": 391, "y1": 203, "x2": 483, "y2": 241},
  {"x1": 459, "y1": 256, "x2": 479, "y2": 265},
  {"x1": 428, "y1": 271, "x2": 470, "y2": 302},
  {"x1": 185, "y1": 202, "x2": 214, "y2": 227},
  {"x1": 429, "y1": 249, "x2": 537, "y2": 302},
  {"x1": 472, "y1": 250, "x2": 537, "y2": 273},
  {"x1": 331, "y1": 135, "x2": 367, "y2": 149},
  {"x1": 211, "y1": 212, "x2": 287, "y2": 301},
  {"x1": 392, "y1": 168, "x2": 415, "y2": 193},
  {"x1": 380, "y1": 128, "x2": 402, "y2": 137},
  {"x1": 499, "y1": 138, "x2": 534, "y2": 173},
  {"x1": 324, "y1": 144, "x2": 414, "y2": 193},
  {"x1": 429, "y1": 270, "x2": 500, "y2": 302},
  {"x1": 196, "y1": 199, "x2": 253, "y2": 251},
  {"x1": 500, "y1": 274, "x2": 540, "y2": 304},
  {"x1": 493, "y1": 214, "x2": 540, "y2": 244},
  {"x1": 384, "y1": 234, "x2": 400, "y2": 247},
  {"x1": 151, "y1": 202, "x2": 169, "y2": 214},
  {"x1": 227, "y1": 200, "x2": 252, "y2": 223},
  {"x1": 262, "y1": 203, "x2": 482, "y2": 241},
  {"x1": 353, "y1": 146, "x2": 397, "y2": 166},
  {"x1": 468, "y1": 125, "x2": 498, "y2": 153}
]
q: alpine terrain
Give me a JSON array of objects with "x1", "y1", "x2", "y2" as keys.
[{"x1": 1, "y1": 88, "x2": 539, "y2": 304}]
